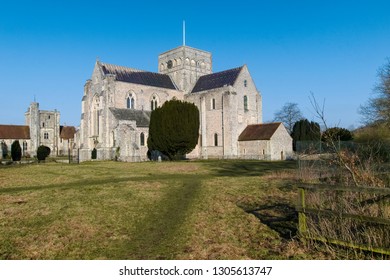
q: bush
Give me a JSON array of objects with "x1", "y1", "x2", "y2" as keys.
[
  {"x1": 11, "y1": 140, "x2": 22, "y2": 161},
  {"x1": 37, "y1": 145, "x2": 51, "y2": 162},
  {"x1": 322, "y1": 127, "x2": 353, "y2": 142}
]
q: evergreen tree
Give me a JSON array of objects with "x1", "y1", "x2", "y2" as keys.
[
  {"x1": 11, "y1": 140, "x2": 22, "y2": 161},
  {"x1": 291, "y1": 119, "x2": 321, "y2": 151},
  {"x1": 147, "y1": 99, "x2": 199, "y2": 160}
]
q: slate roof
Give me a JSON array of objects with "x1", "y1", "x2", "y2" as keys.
[
  {"x1": 109, "y1": 108, "x2": 151, "y2": 127},
  {"x1": 60, "y1": 126, "x2": 76, "y2": 140},
  {"x1": 191, "y1": 66, "x2": 243, "y2": 93},
  {"x1": 238, "y1": 123, "x2": 282, "y2": 141},
  {"x1": 101, "y1": 63, "x2": 177, "y2": 90},
  {"x1": 0, "y1": 125, "x2": 30, "y2": 139}
]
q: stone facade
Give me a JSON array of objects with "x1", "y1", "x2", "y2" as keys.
[
  {"x1": 78, "y1": 44, "x2": 292, "y2": 161},
  {"x1": 0, "y1": 102, "x2": 75, "y2": 159}
]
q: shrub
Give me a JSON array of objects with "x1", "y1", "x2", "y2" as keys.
[
  {"x1": 37, "y1": 145, "x2": 51, "y2": 162},
  {"x1": 11, "y1": 140, "x2": 22, "y2": 161}
]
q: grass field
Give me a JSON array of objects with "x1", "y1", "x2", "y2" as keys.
[{"x1": 0, "y1": 160, "x2": 324, "y2": 260}]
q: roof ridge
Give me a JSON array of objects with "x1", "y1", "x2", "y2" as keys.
[
  {"x1": 202, "y1": 65, "x2": 244, "y2": 78},
  {"x1": 100, "y1": 62, "x2": 145, "y2": 73},
  {"x1": 101, "y1": 63, "x2": 176, "y2": 90}
]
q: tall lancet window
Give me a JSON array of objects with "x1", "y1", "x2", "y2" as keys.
[
  {"x1": 140, "y1": 132, "x2": 145, "y2": 146},
  {"x1": 243, "y1": 95, "x2": 248, "y2": 112},
  {"x1": 127, "y1": 94, "x2": 135, "y2": 109},
  {"x1": 150, "y1": 95, "x2": 158, "y2": 111}
]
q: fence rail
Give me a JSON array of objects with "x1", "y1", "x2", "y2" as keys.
[{"x1": 296, "y1": 184, "x2": 390, "y2": 256}]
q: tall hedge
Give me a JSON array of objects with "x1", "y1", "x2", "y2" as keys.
[
  {"x1": 147, "y1": 99, "x2": 199, "y2": 160},
  {"x1": 291, "y1": 119, "x2": 321, "y2": 150},
  {"x1": 11, "y1": 140, "x2": 22, "y2": 161}
]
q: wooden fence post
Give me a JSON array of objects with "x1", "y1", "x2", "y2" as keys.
[{"x1": 298, "y1": 187, "x2": 307, "y2": 236}]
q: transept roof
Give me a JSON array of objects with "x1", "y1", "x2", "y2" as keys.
[{"x1": 191, "y1": 66, "x2": 243, "y2": 93}]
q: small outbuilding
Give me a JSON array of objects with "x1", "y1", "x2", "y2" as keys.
[{"x1": 238, "y1": 122, "x2": 293, "y2": 160}]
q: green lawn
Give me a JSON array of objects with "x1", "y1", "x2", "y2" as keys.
[{"x1": 0, "y1": 160, "x2": 321, "y2": 260}]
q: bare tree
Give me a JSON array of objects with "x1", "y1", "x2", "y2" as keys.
[
  {"x1": 359, "y1": 59, "x2": 390, "y2": 126},
  {"x1": 273, "y1": 102, "x2": 304, "y2": 133}
]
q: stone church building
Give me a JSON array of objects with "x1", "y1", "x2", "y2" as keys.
[
  {"x1": 78, "y1": 45, "x2": 292, "y2": 161},
  {"x1": 0, "y1": 102, "x2": 76, "y2": 159}
]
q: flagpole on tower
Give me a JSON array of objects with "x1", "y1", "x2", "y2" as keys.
[{"x1": 183, "y1": 20, "x2": 186, "y2": 46}]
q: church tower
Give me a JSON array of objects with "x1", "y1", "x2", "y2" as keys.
[{"x1": 158, "y1": 46, "x2": 212, "y2": 92}]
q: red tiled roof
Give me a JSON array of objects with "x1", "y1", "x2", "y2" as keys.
[
  {"x1": 0, "y1": 125, "x2": 30, "y2": 139},
  {"x1": 60, "y1": 126, "x2": 76, "y2": 139},
  {"x1": 238, "y1": 123, "x2": 282, "y2": 141}
]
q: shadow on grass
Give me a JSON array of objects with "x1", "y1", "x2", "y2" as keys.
[
  {"x1": 0, "y1": 173, "x2": 207, "y2": 194},
  {"x1": 202, "y1": 160, "x2": 297, "y2": 177},
  {"x1": 242, "y1": 203, "x2": 298, "y2": 240},
  {"x1": 104, "y1": 177, "x2": 202, "y2": 259}
]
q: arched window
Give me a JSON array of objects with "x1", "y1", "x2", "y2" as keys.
[
  {"x1": 150, "y1": 95, "x2": 158, "y2": 111},
  {"x1": 127, "y1": 94, "x2": 135, "y2": 109},
  {"x1": 244, "y1": 80, "x2": 247, "y2": 87},
  {"x1": 44, "y1": 132, "x2": 49, "y2": 140},
  {"x1": 243, "y1": 95, "x2": 248, "y2": 112},
  {"x1": 214, "y1": 133, "x2": 218, "y2": 146},
  {"x1": 140, "y1": 133, "x2": 145, "y2": 146},
  {"x1": 211, "y1": 98, "x2": 216, "y2": 110}
]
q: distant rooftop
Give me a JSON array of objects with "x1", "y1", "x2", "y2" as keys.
[{"x1": 0, "y1": 125, "x2": 30, "y2": 140}]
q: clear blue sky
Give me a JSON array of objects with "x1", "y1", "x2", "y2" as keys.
[{"x1": 1, "y1": 0, "x2": 389, "y2": 129}]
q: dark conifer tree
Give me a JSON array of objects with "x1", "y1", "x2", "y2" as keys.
[
  {"x1": 291, "y1": 119, "x2": 321, "y2": 151},
  {"x1": 11, "y1": 140, "x2": 22, "y2": 161},
  {"x1": 148, "y1": 99, "x2": 199, "y2": 160}
]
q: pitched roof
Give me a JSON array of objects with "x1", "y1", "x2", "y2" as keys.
[
  {"x1": 191, "y1": 66, "x2": 243, "y2": 93},
  {"x1": 238, "y1": 123, "x2": 282, "y2": 141},
  {"x1": 109, "y1": 108, "x2": 151, "y2": 127},
  {"x1": 60, "y1": 126, "x2": 76, "y2": 140},
  {"x1": 0, "y1": 125, "x2": 30, "y2": 139},
  {"x1": 101, "y1": 62, "x2": 177, "y2": 90}
]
